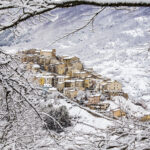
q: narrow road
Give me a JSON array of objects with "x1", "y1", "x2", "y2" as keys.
[{"x1": 58, "y1": 91, "x2": 121, "y2": 123}]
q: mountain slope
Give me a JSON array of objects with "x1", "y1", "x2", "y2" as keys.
[{"x1": 2, "y1": 6, "x2": 150, "y2": 107}]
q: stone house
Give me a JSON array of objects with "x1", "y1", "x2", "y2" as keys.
[
  {"x1": 26, "y1": 62, "x2": 34, "y2": 70},
  {"x1": 62, "y1": 56, "x2": 71, "y2": 66},
  {"x1": 64, "y1": 88, "x2": 78, "y2": 99},
  {"x1": 99, "y1": 103, "x2": 110, "y2": 110},
  {"x1": 40, "y1": 50, "x2": 52, "y2": 57},
  {"x1": 48, "y1": 64, "x2": 56, "y2": 73},
  {"x1": 104, "y1": 80, "x2": 122, "y2": 92},
  {"x1": 75, "y1": 79, "x2": 84, "y2": 88},
  {"x1": 71, "y1": 61, "x2": 83, "y2": 71},
  {"x1": 84, "y1": 77, "x2": 93, "y2": 89},
  {"x1": 55, "y1": 75, "x2": 67, "y2": 89},
  {"x1": 87, "y1": 103, "x2": 110, "y2": 110},
  {"x1": 35, "y1": 74, "x2": 54, "y2": 86},
  {"x1": 57, "y1": 82, "x2": 65, "y2": 92},
  {"x1": 55, "y1": 63, "x2": 66, "y2": 75},
  {"x1": 40, "y1": 49, "x2": 56, "y2": 58},
  {"x1": 52, "y1": 49, "x2": 56, "y2": 57},
  {"x1": 60, "y1": 56, "x2": 68, "y2": 62},
  {"x1": 26, "y1": 54, "x2": 35, "y2": 63},
  {"x1": 112, "y1": 109, "x2": 126, "y2": 117},
  {"x1": 94, "y1": 79, "x2": 104, "y2": 91},
  {"x1": 44, "y1": 65, "x2": 49, "y2": 72},
  {"x1": 66, "y1": 67, "x2": 78, "y2": 78},
  {"x1": 57, "y1": 75, "x2": 65, "y2": 83},
  {"x1": 63, "y1": 88, "x2": 70, "y2": 97},
  {"x1": 74, "y1": 71, "x2": 88, "y2": 79},
  {"x1": 39, "y1": 56, "x2": 45, "y2": 65},
  {"x1": 88, "y1": 94, "x2": 101, "y2": 105},
  {"x1": 33, "y1": 54, "x2": 40, "y2": 63},
  {"x1": 56, "y1": 75, "x2": 69, "y2": 83},
  {"x1": 69, "y1": 89, "x2": 78, "y2": 99},
  {"x1": 65, "y1": 80, "x2": 75, "y2": 88},
  {"x1": 44, "y1": 57, "x2": 51, "y2": 65},
  {"x1": 21, "y1": 54, "x2": 27, "y2": 62},
  {"x1": 108, "y1": 92, "x2": 128, "y2": 100},
  {"x1": 140, "y1": 115, "x2": 150, "y2": 122},
  {"x1": 76, "y1": 87, "x2": 85, "y2": 91},
  {"x1": 100, "y1": 81, "x2": 107, "y2": 91},
  {"x1": 22, "y1": 49, "x2": 37, "y2": 55},
  {"x1": 63, "y1": 56, "x2": 80, "y2": 66},
  {"x1": 50, "y1": 58, "x2": 60, "y2": 64},
  {"x1": 44, "y1": 75, "x2": 54, "y2": 86}
]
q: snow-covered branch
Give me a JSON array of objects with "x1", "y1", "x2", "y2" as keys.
[{"x1": 0, "y1": 0, "x2": 150, "y2": 32}]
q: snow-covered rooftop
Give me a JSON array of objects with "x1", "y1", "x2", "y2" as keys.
[
  {"x1": 32, "y1": 64, "x2": 40, "y2": 68},
  {"x1": 65, "y1": 80, "x2": 75, "y2": 82},
  {"x1": 41, "y1": 49, "x2": 53, "y2": 52},
  {"x1": 76, "y1": 79, "x2": 84, "y2": 82}
]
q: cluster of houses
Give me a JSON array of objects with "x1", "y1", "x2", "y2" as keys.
[{"x1": 19, "y1": 49, "x2": 129, "y2": 118}]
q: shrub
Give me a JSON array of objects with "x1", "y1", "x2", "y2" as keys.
[{"x1": 44, "y1": 106, "x2": 71, "y2": 133}]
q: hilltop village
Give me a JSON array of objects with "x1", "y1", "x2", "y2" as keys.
[{"x1": 20, "y1": 49, "x2": 129, "y2": 117}]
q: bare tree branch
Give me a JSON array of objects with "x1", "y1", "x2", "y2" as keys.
[
  {"x1": 49, "y1": 7, "x2": 106, "y2": 45},
  {"x1": 0, "y1": 0, "x2": 150, "y2": 33}
]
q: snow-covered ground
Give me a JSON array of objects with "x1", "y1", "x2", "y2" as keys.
[{"x1": 36, "y1": 97, "x2": 113, "y2": 150}]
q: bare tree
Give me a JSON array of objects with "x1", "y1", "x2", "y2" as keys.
[
  {"x1": 0, "y1": 0, "x2": 150, "y2": 33},
  {"x1": 0, "y1": 50, "x2": 67, "y2": 149}
]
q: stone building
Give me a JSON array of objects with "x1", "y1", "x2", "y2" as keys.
[
  {"x1": 34, "y1": 74, "x2": 54, "y2": 86},
  {"x1": 62, "y1": 56, "x2": 80, "y2": 66},
  {"x1": 104, "y1": 80, "x2": 122, "y2": 92},
  {"x1": 26, "y1": 62, "x2": 33, "y2": 70},
  {"x1": 112, "y1": 109, "x2": 126, "y2": 117},
  {"x1": 40, "y1": 49, "x2": 56, "y2": 58},
  {"x1": 140, "y1": 115, "x2": 150, "y2": 122},
  {"x1": 50, "y1": 58, "x2": 59, "y2": 64},
  {"x1": 57, "y1": 82, "x2": 65, "y2": 92},
  {"x1": 88, "y1": 94, "x2": 101, "y2": 105},
  {"x1": 99, "y1": 103, "x2": 110, "y2": 110},
  {"x1": 75, "y1": 79, "x2": 84, "y2": 88},
  {"x1": 64, "y1": 88, "x2": 78, "y2": 99},
  {"x1": 56, "y1": 75, "x2": 69, "y2": 83},
  {"x1": 72, "y1": 61, "x2": 83, "y2": 71},
  {"x1": 21, "y1": 54, "x2": 27, "y2": 62},
  {"x1": 65, "y1": 80, "x2": 75, "y2": 88},
  {"x1": 84, "y1": 77, "x2": 93, "y2": 89},
  {"x1": 57, "y1": 75, "x2": 65, "y2": 83},
  {"x1": 74, "y1": 71, "x2": 88, "y2": 79},
  {"x1": 44, "y1": 57, "x2": 51, "y2": 65},
  {"x1": 26, "y1": 54, "x2": 35, "y2": 63},
  {"x1": 56, "y1": 63, "x2": 66, "y2": 75},
  {"x1": 87, "y1": 103, "x2": 110, "y2": 110},
  {"x1": 33, "y1": 54, "x2": 40, "y2": 63},
  {"x1": 39, "y1": 56, "x2": 45, "y2": 65},
  {"x1": 22, "y1": 49, "x2": 37, "y2": 55}
]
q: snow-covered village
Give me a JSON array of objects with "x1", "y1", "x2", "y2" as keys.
[
  {"x1": 19, "y1": 48, "x2": 150, "y2": 120},
  {"x1": 1, "y1": 1, "x2": 150, "y2": 150}
]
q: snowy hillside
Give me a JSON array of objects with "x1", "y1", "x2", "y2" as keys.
[{"x1": 1, "y1": 6, "x2": 150, "y2": 107}]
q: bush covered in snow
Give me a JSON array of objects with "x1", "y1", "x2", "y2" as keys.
[{"x1": 44, "y1": 106, "x2": 71, "y2": 133}]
